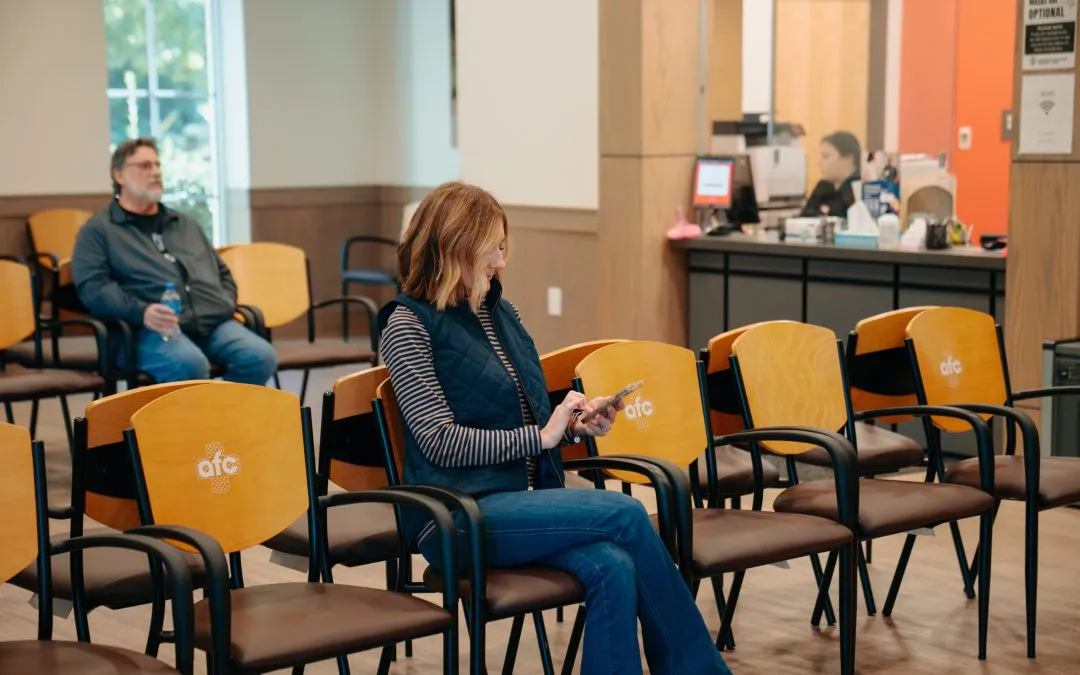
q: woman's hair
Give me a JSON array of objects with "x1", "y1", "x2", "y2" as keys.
[
  {"x1": 398, "y1": 181, "x2": 508, "y2": 312},
  {"x1": 822, "y1": 130, "x2": 862, "y2": 174}
]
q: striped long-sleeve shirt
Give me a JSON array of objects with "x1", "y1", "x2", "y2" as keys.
[{"x1": 382, "y1": 303, "x2": 570, "y2": 476}]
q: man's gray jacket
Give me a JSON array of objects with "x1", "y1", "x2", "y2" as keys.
[{"x1": 71, "y1": 201, "x2": 238, "y2": 337}]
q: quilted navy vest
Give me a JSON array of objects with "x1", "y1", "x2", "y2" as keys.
[{"x1": 377, "y1": 280, "x2": 565, "y2": 543}]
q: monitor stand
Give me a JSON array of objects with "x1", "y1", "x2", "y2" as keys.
[{"x1": 698, "y1": 207, "x2": 737, "y2": 236}]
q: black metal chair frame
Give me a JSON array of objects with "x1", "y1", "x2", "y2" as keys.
[{"x1": 339, "y1": 235, "x2": 399, "y2": 342}]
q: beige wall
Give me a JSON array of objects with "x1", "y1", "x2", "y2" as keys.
[{"x1": 0, "y1": 0, "x2": 110, "y2": 196}]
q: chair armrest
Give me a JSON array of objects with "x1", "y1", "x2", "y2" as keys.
[
  {"x1": 716, "y1": 427, "x2": 860, "y2": 533},
  {"x1": 234, "y1": 304, "x2": 267, "y2": 337},
  {"x1": 125, "y1": 524, "x2": 232, "y2": 671},
  {"x1": 939, "y1": 403, "x2": 1040, "y2": 499},
  {"x1": 0, "y1": 253, "x2": 27, "y2": 265},
  {"x1": 50, "y1": 317, "x2": 109, "y2": 377},
  {"x1": 52, "y1": 532, "x2": 196, "y2": 673},
  {"x1": 318, "y1": 489, "x2": 460, "y2": 618},
  {"x1": 1012, "y1": 386, "x2": 1080, "y2": 402},
  {"x1": 341, "y1": 236, "x2": 398, "y2": 271},
  {"x1": 309, "y1": 296, "x2": 381, "y2": 351},
  {"x1": 856, "y1": 405, "x2": 995, "y2": 493}
]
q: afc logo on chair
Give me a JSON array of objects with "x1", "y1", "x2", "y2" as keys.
[
  {"x1": 622, "y1": 395, "x2": 655, "y2": 432},
  {"x1": 938, "y1": 352, "x2": 963, "y2": 388},
  {"x1": 195, "y1": 442, "x2": 241, "y2": 495}
]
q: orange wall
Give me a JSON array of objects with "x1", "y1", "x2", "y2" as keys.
[
  {"x1": 952, "y1": 0, "x2": 1015, "y2": 237},
  {"x1": 899, "y1": 0, "x2": 957, "y2": 159}
]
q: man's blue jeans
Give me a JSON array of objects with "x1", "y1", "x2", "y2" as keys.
[
  {"x1": 420, "y1": 488, "x2": 732, "y2": 675},
  {"x1": 131, "y1": 320, "x2": 278, "y2": 385}
]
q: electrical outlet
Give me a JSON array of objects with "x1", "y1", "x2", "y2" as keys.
[
  {"x1": 958, "y1": 126, "x2": 973, "y2": 150},
  {"x1": 547, "y1": 287, "x2": 562, "y2": 317}
]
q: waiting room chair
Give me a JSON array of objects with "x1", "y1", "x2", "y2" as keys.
[
  {"x1": 220, "y1": 242, "x2": 379, "y2": 404},
  {"x1": 904, "y1": 306, "x2": 1080, "y2": 659},
  {"x1": 573, "y1": 340, "x2": 860, "y2": 673},
  {"x1": 10, "y1": 382, "x2": 211, "y2": 655},
  {"x1": 729, "y1": 320, "x2": 996, "y2": 660},
  {"x1": 0, "y1": 421, "x2": 198, "y2": 674},
  {"x1": 373, "y1": 376, "x2": 676, "y2": 675},
  {"x1": 124, "y1": 382, "x2": 461, "y2": 674},
  {"x1": 0, "y1": 257, "x2": 107, "y2": 449}
]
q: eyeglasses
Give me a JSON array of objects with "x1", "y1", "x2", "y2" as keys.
[{"x1": 125, "y1": 160, "x2": 162, "y2": 172}]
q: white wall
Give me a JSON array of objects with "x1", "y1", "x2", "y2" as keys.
[
  {"x1": 243, "y1": 0, "x2": 379, "y2": 189},
  {"x1": 741, "y1": 0, "x2": 774, "y2": 115},
  {"x1": 884, "y1": 0, "x2": 903, "y2": 151},
  {"x1": 0, "y1": 0, "x2": 110, "y2": 195},
  {"x1": 456, "y1": 0, "x2": 599, "y2": 209}
]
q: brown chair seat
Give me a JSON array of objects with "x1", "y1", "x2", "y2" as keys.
[
  {"x1": 651, "y1": 509, "x2": 852, "y2": 576},
  {"x1": 262, "y1": 502, "x2": 400, "y2": 568},
  {"x1": 193, "y1": 582, "x2": 451, "y2": 672},
  {"x1": 691, "y1": 445, "x2": 782, "y2": 496},
  {"x1": 4, "y1": 337, "x2": 101, "y2": 371},
  {"x1": 796, "y1": 422, "x2": 925, "y2": 475},
  {"x1": 563, "y1": 472, "x2": 595, "y2": 490},
  {"x1": 774, "y1": 477, "x2": 995, "y2": 539},
  {"x1": 423, "y1": 565, "x2": 584, "y2": 620},
  {"x1": 0, "y1": 367, "x2": 104, "y2": 399},
  {"x1": 946, "y1": 455, "x2": 1080, "y2": 509},
  {"x1": 0, "y1": 640, "x2": 178, "y2": 674},
  {"x1": 273, "y1": 340, "x2": 375, "y2": 369},
  {"x1": 12, "y1": 533, "x2": 206, "y2": 609}
]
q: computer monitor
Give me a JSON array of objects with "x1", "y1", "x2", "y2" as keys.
[{"x1": 692, "y1": 155, "x2": 759, "y2": 234}]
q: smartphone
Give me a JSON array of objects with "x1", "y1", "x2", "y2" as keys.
[{"x1": 578, "y1": 380, "x2": 644, "y2": 423}]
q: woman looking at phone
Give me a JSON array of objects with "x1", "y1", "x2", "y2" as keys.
[{"x1": 377, "y1": 181, "x2": 732, "y2": 675}]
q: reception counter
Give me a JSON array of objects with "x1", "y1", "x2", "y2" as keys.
[{"x1": 673, "y1": 233, "x2": 1007, "y2": 457}]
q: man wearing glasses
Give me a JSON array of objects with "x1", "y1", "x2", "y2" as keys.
[{"x1": 71, "y1": 137, "x2": 277, "y2": 385}]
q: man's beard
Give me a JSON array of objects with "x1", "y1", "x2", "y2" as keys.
[{"x1": 131, "y1": 185, "x2": 164, "y2": 202}]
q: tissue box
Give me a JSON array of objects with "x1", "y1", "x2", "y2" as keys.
[{"x1": 834, "y1": 231, "x2": 878, "y2": 249}]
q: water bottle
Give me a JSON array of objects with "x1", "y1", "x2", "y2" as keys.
[{"x1": 160, "y1": 283, "x2": 182, "y2": 341}]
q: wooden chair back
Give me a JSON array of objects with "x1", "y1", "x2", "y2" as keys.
[
  {"x1": 374, "y1": 378, "x2": 408, "y2": 484},
  {"x1": 128, "y1": 384, "x2": 309, "y2": 554},
  {"x1": 905, "y1": 307, "x2": 1007, "y2": 432},
  {"x1": 219, "y1": 243, "x2": 310, "y2": 329},
  {"x1": 575, "y1": 341, "x2": 708, "y2": 483},
  {"x1": 540, "y1": 340, "x2": 627, "y2": 460},
  {"x1": 27, "y1": 209, "x2": 93, "y2": 268},
  {"x1": 80, "y1": 381, "x2": 217, "y2": 531},
  {"x1": 321, "y1": 366, "x2": 397, "y2": 491},
  {"x1": 0, "y1": 423, "x2": 38, "y2": 584},
  {"x1": 0, "y1": 260, "x2": 37, "y2": 351},
  {"x1": 847, "y1": 307, "x2": 935, "y2": 423},
  {"x1": 731, "y1": 322, "x2": 849, "y2": 455}
]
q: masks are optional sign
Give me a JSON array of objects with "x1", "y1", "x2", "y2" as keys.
[{"x1": 1024, "y1": 0, "x2": 1078, "y2": 70}]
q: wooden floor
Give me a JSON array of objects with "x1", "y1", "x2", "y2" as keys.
[{"x1": 3, "y1": 365, "x2": 1080, "y2": 673}]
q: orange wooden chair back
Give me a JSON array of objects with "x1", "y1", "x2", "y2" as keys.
[
  {"x1": 129, "y1": 384, "x2": 309, "y2": 554},
  {"x1": 575, "y1": 341, "x2": 708, "y2": 483},
  {"x1": 540, "y1": 340, "x2": 627, "y2": 460},
  {"x1": 27, "y1": 208, "x2": 93, "y2": 268},
  {"x1": 323, "y1": 366, "x2": 397, "y2": 490},
  {"x1": 219, "y1": 243, "x2": 310, "y2": 329},
  {"x1": 905, "y1": 307, "x2": 1007, "y2": 432},
  {"x1": 80, "y1": 381, "x2": 218, "y2": 531},
  {"x1": 847, "y1": 307, "x2": 934, "y2": 423},
  {"x1": 0, "y1": 260, "x2": 39, "y2": 351},
  {"x1": 0, "y1": 423, "x2": 39, "y2": 585},
  {"x1": 374, "y1": 378, "x2": 409, "y2": 483},
  {"x1": 731, "y1": 322, "x2": 849, "y2": 456}
]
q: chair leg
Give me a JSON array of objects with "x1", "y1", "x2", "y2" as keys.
[
  {"x1": 59, "y1": 395, "x2": 74, "y2": 453},
  {"x1": 336, "y1": 654, "x2": 352, "y2": 675},
  {"x1": 1026, "y1": 500, "x2": 1039, "y2": 658},
  {"x1": 978, "y1": 509, "x2": 994, "y2": 660},
  {"x1": 377, "y1": 645, "x2": 393, "y2": 675},
  {"x1": 561, "y1": 605, "x2": 587, "y2": 675},
  {"x1": 29, "y1": 398, "x2": 40, "y2": 438},
  {"x1": 839, "y1": 542, "x2": 858, "y2": 675},
  {"x1": 968, "y1": 500, "x2": 1001, "y2": 585},
  {"x1": 717, "y1": 571, "x2": 746, "y2": 652},
  {"x1": 501, "y1": 615, "x2": 525, "y2": 675},
  {"x1": 948, "y1": 519, "x2": 976, "y2": 599},
  {"x1": 809, "y1": 553, "x2": 837, "y2": 626},
  {"x1": 533, "y1": 611, "x2": 556, "y2": 675},
  {"x1": 556, "y1": 606, "x2": 563, "y2": 623},
  {"x1": 299, "y1": 369, "x2": 311, "y2": 407},
  {"x1": 865, "y1": 538, "x2": 872, "y2": 565},
  {"x1": 291, "y1": 665, "x2": 305, "y2": 675},
  {"x1": 811, "y1": 549, "x2": 838, "y2": 627},
  {"x1": 856, "y1": 543, "x2": 876, "y2": 616},
  {"x1": 341, "y1": 280, "x2": 350, "y2": 342},
  {"x1": 882, "y1": 533, "x2": 917, "y2": 617},
  {"x1": 710, "y1": 574, "x2": 735, "y2": 650},
  {"x1": 3, "y1": 401, "x2": 13, "y2": 423}
]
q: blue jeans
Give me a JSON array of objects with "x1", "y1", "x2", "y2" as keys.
[
  {"x1": 420, "y1": 488, "x2": 731, "y2": 675},
  {"x1": 131, "y1": 320, "x2": 278, "y2": 385}
]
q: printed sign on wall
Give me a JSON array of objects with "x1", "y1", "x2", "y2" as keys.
[{"x1": 1024, "y1": 0, "x2": 1078, "y2": 71}]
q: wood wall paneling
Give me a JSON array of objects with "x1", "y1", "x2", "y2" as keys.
[
  {"x1": 0, "y1": 193, "x2": 111, "y2": 260},
  {"x1": 775, "y1": 0, "x2": 871, "y2": 190},
  {"x1": 640, "y1": 0, "x2": 701, "y2": 156},
  {"x1": 707, "y1": 0, "x2": 743, "y2": 133},
  {"x1": 599, "y1": 0, "x2": 645, "y2": 156}
]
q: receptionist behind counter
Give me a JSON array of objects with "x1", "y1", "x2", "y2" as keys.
[{"x1": 799, "y1": 130, "x2": 861, "y2": 219}]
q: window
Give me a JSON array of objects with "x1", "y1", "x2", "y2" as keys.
[{"x1": 104, "y1": 0, "x2": 221, "y2": 243}]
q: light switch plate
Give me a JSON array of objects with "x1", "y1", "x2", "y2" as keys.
[
  {"x1": 547, "y1": 287, "x2": 562, "y2": 317},
  {"x1": 958, "y1": 126, "x2": 973, "y2": 150}
]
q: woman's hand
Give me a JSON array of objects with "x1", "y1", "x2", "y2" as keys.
[
  {"x1": 540, "y1": 391, "x2": 590, "y2": 449},
  {"x1": 572, "y1": 396, "x2": 624, "y2": 438}
]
